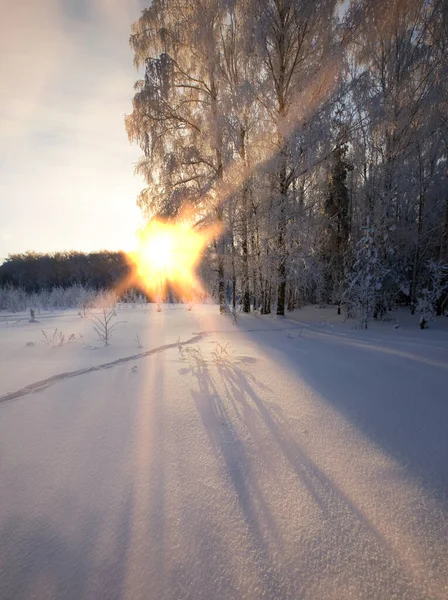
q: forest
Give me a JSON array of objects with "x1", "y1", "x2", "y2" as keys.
[
  {"x1": 1, "y1": 0, "x2": 447, "y2": 327},
  {"x1": 125, "y1": 0, "x2": 448, "y2": 324},
  {"x1": 0, "y1": 251, "x2": 129, "y2": 292}
]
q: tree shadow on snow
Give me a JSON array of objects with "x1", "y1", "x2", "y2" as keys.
[
  {"x1": 246, "y1": 324, "x2": 448, "y2": 509},
  {"x1": 183, "y1": 358, "x2": 421, "y2": 599},
  {"x1": 186, "y1": 360, "x2": 287, "y2": 598}
]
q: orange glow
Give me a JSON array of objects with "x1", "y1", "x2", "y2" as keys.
[{"x1": 126, "y1": 216, "x2": 220, "y2": 300}]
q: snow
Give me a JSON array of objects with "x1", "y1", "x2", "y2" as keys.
[
  {"x1": 0, "y1": 305, "x2": 203, "y2": 398},
  {"x1": 0, "y1": 304, "x2": 447, "y2": 599}
]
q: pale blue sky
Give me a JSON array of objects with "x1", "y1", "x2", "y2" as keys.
[{"x1": 0, "y1": 0, "x2": 146, "y2": 259}]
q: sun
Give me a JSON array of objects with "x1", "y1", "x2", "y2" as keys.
[
  {"x1": 141, "y1": 229, "x2": 175, "y2": 274},
  {"x1": 126, "y1": 216, "x2": 220, "y2": 300}
]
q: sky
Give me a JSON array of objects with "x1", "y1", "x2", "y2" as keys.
[{"x1": 0, "y1": 0, "x2": 147, "y2": 259}]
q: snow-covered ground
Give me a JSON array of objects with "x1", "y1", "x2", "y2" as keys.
[{"x1": 0, "y1": 304, "x2": 447, "y2": 599}]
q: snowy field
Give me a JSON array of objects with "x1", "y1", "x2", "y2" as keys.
[{"x1": 0, "y1": 304, "x2": 447, "y2": 599}]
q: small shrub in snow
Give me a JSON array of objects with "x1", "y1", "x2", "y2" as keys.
[
  {"x1": 183, "y1": 345, "x2": 205, "y2": 371},
  {"x1": 211, "y1": 342, "x2": 231, "y2": 362},
  {"x1": 89, "y1": 307, "x2": 121, "y2": 346},
  {"x1": 41, "y1": 328, "x2": 74, "y2": 347}
]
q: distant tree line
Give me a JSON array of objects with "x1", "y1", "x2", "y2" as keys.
[{"x1": 0, "y1": 251, "x2": 130, "y2": 293}]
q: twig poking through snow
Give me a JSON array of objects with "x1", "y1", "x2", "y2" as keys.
[
  {"x1": 211, "y1": 342, "x2": 231, "y2": 362},
  {"x1": 42, "y1": 328, "x2": 65, "y2": 347}
]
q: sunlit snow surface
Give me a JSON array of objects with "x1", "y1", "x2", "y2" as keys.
[{"x1": 0, "y1": 305, "x2": 447, "y2": 599}]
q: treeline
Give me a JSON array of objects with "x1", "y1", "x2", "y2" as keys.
[
  {"x1": 0, "y1": 251, "x2": 129, "y2": 292},
  {"x1": 0, "y1": 251, "x2": 209, "y2": 308},
  {"x1": 126, "y1": 0, "x2": 448, "y2": 324}
]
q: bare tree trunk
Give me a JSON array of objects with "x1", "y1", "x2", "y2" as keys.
[
  {"x1": 260, "y1": 276, "x2": 266, "y2": 314},
  {"x1": 287, "y1": 285, "x2": 295, "y2": 311},
  {"x1": 273, "y1": 5, "x2": 288, "y2": 317},
  {"x1": 263, "y1": 278, "x2": 272, "y2": 315},
  {"x1": 240, "y1": 127, "x2": 251, "y2": 312},
  {"x1": 441, "y1": 196, "x2": 448, "y2": 262},
  {"x1": 252, "y1": 208, "x2": 261, "y2": 311},
  {"x1": 276, "y1": 154, "x2": 288, "y2": 316},
  {"x1": 252, "y1": 266, "x2": 258, "y2": 311},
  {"x1": 440, "y1": 157, "x2": 448, "y2": 262},
  {"x1": 260, "y1": 254, "x2": 272, "y2": 315},
  {"x1": 215, "y1": 207, "x2": 226, "y2": 313},
  {"x1": 231, "y1": 230, "x2": 237, "y2": 311},
  {"x1": 277, "y1": 255, "x2": 286, "y2": 315},
  {"x1": 410, "y1": 146, "x2": 425, "y2": 314},
  {"x1": 210, "y1": 72, "x2": 226, "y2": 313}
]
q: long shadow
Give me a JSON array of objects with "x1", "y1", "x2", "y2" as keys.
[
  {"x1": 188, "y1": 361, "x2": 288, "y2": 599},
  {"x1": 215, "y1": 361, "x2": 399, "y2": 538},
  {"x1": 186, "y1": 358, "x2": 423, "y2": 599},
  {"x1": 245, "y1": 320, "x2": 448, "y2": 508}
]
